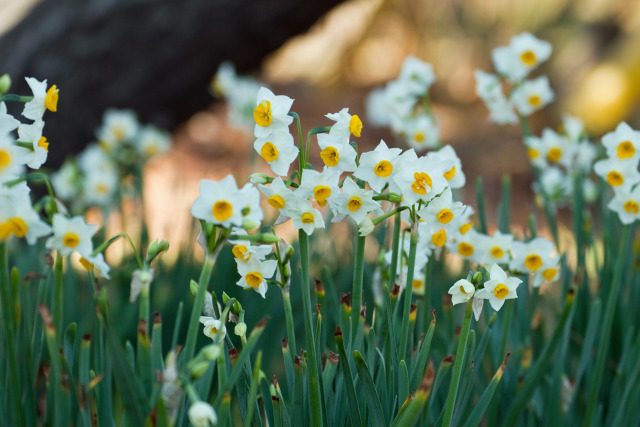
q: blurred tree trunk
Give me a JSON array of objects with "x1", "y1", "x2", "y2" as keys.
[{"x1": 0, "y1": 0, "x2": 343, "y2": 166}]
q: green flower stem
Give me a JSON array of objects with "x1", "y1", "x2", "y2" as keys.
[
  {"x1": 585, "y1": 225, "x2": 632, "y2": 426},
  {"x1": 53, "y1": 252, "x2": 64, "y2": 341},
  {"x1": 0, "y1": 243, "x2": 24, "y2": 426},
  {"x1": 288, "y1": 112, "x2": 304, "y2": 180},
  {"x1": 497, "y1": 299, "x2": 514, "y2": 366},
  {"x1": 281, "y1": 289, "x2": 296, "y2": 364},
  {"x1": 398, "y1": 225, "x2": 418, "y2": 360},
  {"x1": 351, "y1": 234, "x2": 366, "y2": 342},
  {"x1": 298, "y1": 230, "x2": 323, "y2": 427},
  {"x1": 0, "y1": 94, "x2": 33, "y2": 103},
  {"x1": 442, "y1": 300, "x2": 473, "y2": 427},
  {"x1": 519, "y1": 114, "x2": 532, "y2": 138},
  {"x1": 183, "y1": 255, "x2": 216, "y2": 363},
  {"x1": 475, "y1": 178, "x2": 488, "y2": 234}
]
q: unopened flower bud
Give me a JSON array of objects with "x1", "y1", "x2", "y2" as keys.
[
  {"x1": 250, "y1": 173, "x2": 271, "y2": 185},
  {"x1": 190, "y1": 361, "x2": 210, "y2": 379},
  {"x1": 234, "y1": 322, "x2": 247, "y2": 337},
  {"x1": 188, "y1": 401, "x2": 217, "y2": 427},
  {"x1": 147, "y1": 240, "x2": 169, "y2": 263},
  {"x1": 201, "y1": 344, "x2": 221, "y2": 361},
  {"x1": 358, "y1": 218, "x2": 374, "y2": 236},
  {"x1": 0, "y1": 74, "x2": 10, "y2": 95},
  {"x1": 242, "y1": 218, "x2": 260, "y2": 231}
]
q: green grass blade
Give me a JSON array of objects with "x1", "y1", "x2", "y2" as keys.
[
  {"x1": 462, "y1": 353, "x2": 510, "y2": 427},
  {"x1": 335, "y1": 327, "x2": 363, "y2": 427},
  {"x1": 410, "y1": 310, "x2": 436, "y2": 390},
  {"x1": 354, "y1": 350, "x2": 386, "y2": 426}
]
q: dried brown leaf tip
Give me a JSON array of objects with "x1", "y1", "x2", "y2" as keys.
[
  {"x1": 314, "y1": 278, "x2": 325, "y2": 295},
  {"x1": 23, "y1": 271, "x2": 46, "y2": 282},
  {"x1": 137, "y1": 319, "x2": 148, "y2": 335},
  {"x1": 255, "y1": 316, "x2": 270, "y2": 330},
  {"x1": 334, "y1": 326, "x2": 343, "y2": 337},
  {"x1": 391, "y1": 283, "x2": 400, "y2": 298},
  {"x1": 282, "y1": 337, "x2": 289, "y2": 350},
  {"x1": 328, "y1": 352, "x2": 339, "y2": 364},
  {"x1": 153, "y1": 312, "x2": 162, "y2": 325},
  {"x1": 418, "y1": 359, "x2": 435, "y2": 395},
  {"x1": 430, "y1": 308, "x2": 436, "y2": 323},
  {"x1": 228, "y1": 348, "x2": 239, "y2": 362},
  {"x1": 443, "y1": 355, "x2": 455, "y2": 365},
  {"x1": 340, "y1": 293, "x2": 351, "y2": 308}
]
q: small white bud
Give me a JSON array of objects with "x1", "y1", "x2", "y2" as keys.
[{"x1": 234, "y1": 322, "x2": 247, "y2": 337}]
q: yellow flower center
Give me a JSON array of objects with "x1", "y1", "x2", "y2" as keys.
[
  {"x1": 63, "y1": 232, "x2": 81, "y2": 248},
  {"x1": 520, "y1": 50, "x2": 537, "y2": 66},
  {"x1": 443, "y1": 166, "x2": 456, "y2": 181},
  {"x1": 38, "y1": 136, "x2": 49, "y2": 151},
  {"x1": 0, "y1": 149, "x2": 10, "y2": 170},
  {"x1": 431, "y1": 229, "x2": 447, "y2": 247},
  {"x1": 617, "y1": 141, "x2": 635, "y2": 159},
  {"x1": 624, "y1": 200, "x2": 639, "y2": 214},
  {"x1": 212, "y1": 201, "x2": 233, "y2": 222},
  {"x1": 349, "y1": 115, "x2": 363, "y2": 137},
  {"x1": 208, "y1": 325, "x2": 219, "y2": 335},
  {"x1": 459, "y1": 223, "x2": 473, "y2": 234},
  {"x1": 547, "y1": 147, "x2": 562, "y2": 163},
  {"x1": 253, "y1": 100, "x2": 272, "y2": 127},
  {"x1": 96, "y1": 184, "x2": 108, "y2": 194},
  {"x1": 458, "y1": 242, "x2": 474, "y2": 257},
  {"x1": 494, "y1": 284, "x2": 509, "y2": 299},
  {"x1": 320, "y1": 146, "x2": 339, "y2": 167},
  {"x1": 245, "y1": 272, "x2": 263, "y2": 288},
  {"x1": 606, "y1": 171, "x2": 624, "y2": 187},
  {"x1": 9, "y1": 217, "x2": 27, "y2": 238},
  {"x1": 301, "y1": 212, "x2": 315, "y2": 224},
  {"x1": 347, "y1": 197, "x2": 362, "y2": 212},
  {"x1": 314, "y1": 186, "x2": 332, "y2": 207},
  {"x1": 528, "y1": 95, "x2": 541, "y2": 107},
  {"x1": 543, "y1": 268, "x2": 557, "y2": 281},
  {"x1": 491, "y1": 246, "x2": 504, "y2": 259},
  {"x1": 267, "y1": 195, "x2": 285, "y2": 210},
  {"x1": 260, "y1": 142, "x2": 279, "y2": 162},
  {"x1": 374, "y1": 160, "x2": 393, "y2": 178},
  {"x1": 79, "y1": 257, "x2": 94, "y2": 272},
  {"x1": 524, "y1": 254, "x2": 543, "y2": 271},
  {"x1": 437, "y1": 208, "x2": 454, "y2": 224},
  {"x1": 411, "y1": 172, "x2": 432, "y2": 195},
  {"x1": 45, "y1": 85, "x2": 59, "y2": 112},
  {"x1": 528, "y1": 148, "x2": 539, "y2": 159},
  {"x1": 414, "y1": 132, "x2": 425, "y2": 143},
  {"x1": 232, "y1": 245, "x2": 250, "y2": 260},
  {"x1": 459, "y1": 285, "x2": 467, "y2": 294},
  {"x1": 113, "y1": 127, "x2": 125, "y2": 141},
  {"x1": 0, "y1": 222, "x2": 10, "y2": 240},
  {"x1": 413, "y1": 279, "x2": 423, "y2": 290}
]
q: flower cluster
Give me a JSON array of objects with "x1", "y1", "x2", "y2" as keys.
[
  {"x1": 0, "y1": 76, "x2": 110, "y2": 277},
  {"x1": 476, "y1": 33, "x2": 554, "y2": 124},
  {"x1": 366, "y1": 56, "x2": 440, "y2": 151},
  {"x1": 594, "y1": 122, "x2": 640, "y2": 224},
  {"x1": 52, "y1": 109, "x2": 171, "y2": 211}
]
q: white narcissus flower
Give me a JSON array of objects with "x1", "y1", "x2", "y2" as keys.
[
  {"x1": 532, "y1": 254, "x2": 560, "y2": 287},
  {"x1": 0, "y1": 102, "x2": 20, "y2": 135},
  {"x1": 481, "y1": 231, "x2": 513, "y2": 265},
  {"x1": 492, "y1": 33, "x2": 552, "y2": 82},
  {"x1": 316, "y1": 133, "x2": 357, "y2": 173},
  {"x1": 601, "y1": 121, "x2": 640, "y2": 162},
  {"x1": 447, "y1": 228, "x2": 481, "y2": 263},
  {"x1": 78, "y1": 253, "x2": 111, "y2": 279},
  {"x1": 330, "y1": 178, "x2": 381, "y2": 224},
  {"x1": 22, "y1": 77, "x2": 59, "y2": 121},
  {"x1": 129, "y1": 268, "x2": 154, "y2": 302},
  {"x1": 416, "y1": 187, "x2": 465, "y2": 231},
  {"x1": 84, "y1": 168, "x2": 118, "y2": 207},
  {"x1": 212, "y1": 61, "x2": 237, "y2": 97},
  {"x1": 594, "y1": 157, "x2": 640, "y2": 191},
  {"x1": 357, "y1": 217, "x2": 375, "y2": 237},
  {"x1": 258, "y1": 177, "x2": 295, "y2": 224},
  {"x1": 294, "y1": 167, "x2": 341, "y2": 208},
  {"x1": 448, "y1": 279, "x2": 475, "y2": 305},
  {"x1": 52, "y1": 160, "x2": 81, "y2": 200},
  {"x1": 0, "y1": 182, "x2": 51, "y2": 244},
  {"x1": 608, "y1": 186, "x2": 640, "y2": 225},
  {"x1": 77, "y1": 143, "x2": 114, "y2": 175},
  {"x1": 393, "y1": 154, "x2": 450, "y2": 206},
  {"x1": 190, "y1": 175, "x2": 244, "y2": 228},
  {"x1": 235, "y1": 257, "x2": 277, "y2": 298},
  {"x1": 45, "y1": 213, "x2": 98, "y2": 257},
  {"x1": 0, "y1": 138, "x2": 29, "y2": 183},
  {"x1": 136, "y1": 125, "x2": 171, "y2": 158},
  {"x1": 253, "y1": 87, "x2": 294, "y2": 138},
  {"x1": 510, "y1": 76, "x2": 554, "y2": 116},
  {"x1": 398, "y1": 56, "x2": 436, "y2": 96},
  {"x1": 285, "y1": 197, "x2": 325, "y2": 236},
  {"x1": 509, "y1": 237, "x2": 555, "y2": 274},
  {"x1": 188, "y1": 401, "x2": 217, "y2": 427},
  {"x1": 366, "y1": 87, "x2": 391, "y2": 127},
  {"x1": 430, "y1": 145, "x2": 466, "y2": 189},
  {"x1": 539, "y1": 128, "x2": 576, "y2": 169},
  {"x1": 198, "y1": 316, "x2": 227, "y2": 341},
  {"x1": 326, "y1": 107, "x2": 363, "y2": 141},
  {"x1": 353, "y1": 140, "x2": 402, "y2": 193},
  {"x1": 228, "y1": 228, "x2": 272, "y2": 262},
  {"x1": 17, "y1": 121, "x2": 49, "y2": 169},
  {"x1": 96, "y1": 109, "x2": 139, "y2": 152},
  {"x1": 406, "y1": 114, "x2": 439, "y2": 151},
  {"x1": 475, "y1": 70, "x2": 518, "y2": 125},
  {"x1": 253, "y1": 131, "x2": 298, "y2": 176},
  {"x1": 476, "y1": 264, "x2": 522, "y2": 311}
]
